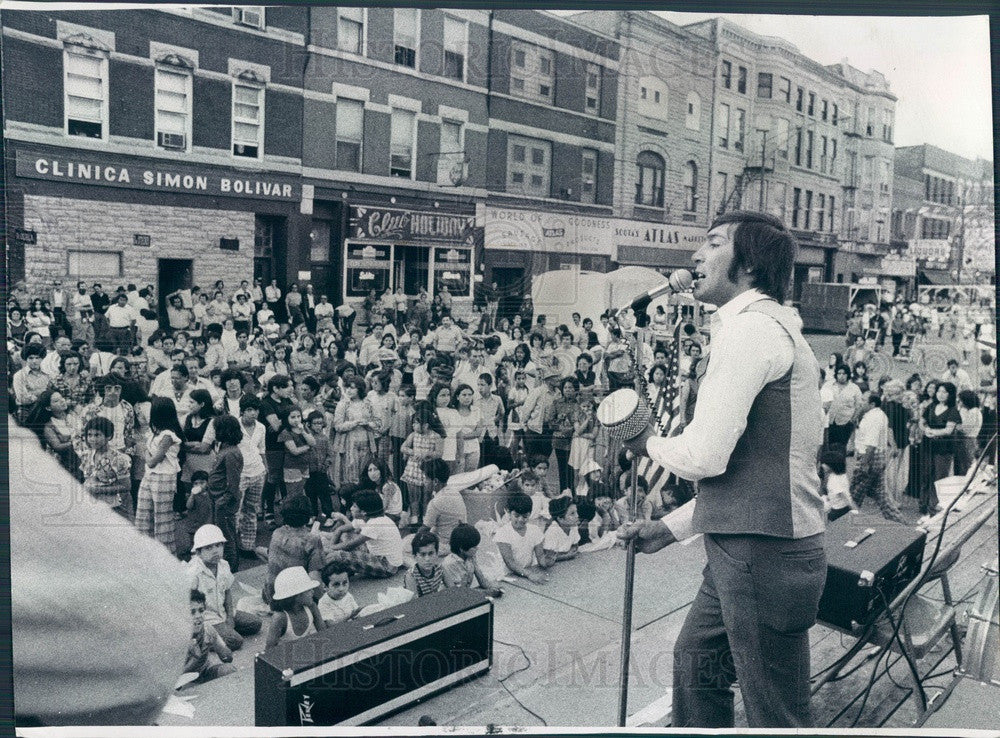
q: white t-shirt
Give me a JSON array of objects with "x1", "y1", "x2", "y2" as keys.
[
  {"x1": 318, "y1": 592, "x2": 358, "y2": 624},
  {"x1": 360, "y1": 516, "x2": 403, "y2": 568},
  {"x1": 493, "y1": 521, "x2": 544, "y2": 570},
  {"x1": 826, "y1": 473, "x2": 852, "y2": 511},
  {"x1": 543, "y1": 521, "x2": 580, "y2": 553},
  {"x1": 855, "y1": 407, "x2": 888, "y2": 452}
]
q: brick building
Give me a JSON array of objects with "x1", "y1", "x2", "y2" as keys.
[
  {"x1": 892, "y1": 144, "x2": 995, "y2": 290},
  {"x1": 3, "y1": 7, "x2": 310, "y2": 317}
]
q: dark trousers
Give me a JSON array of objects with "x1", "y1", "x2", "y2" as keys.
[
  {"x1": 210, "y1": 491, "x2": 240, "y2": 573},
  {"x1": 921, "y1": 452, "x2": 952, "y2": 513},
  {"x1": 523, "y1": 430, "x2": 552, "y2": 461},
  {"x1": 554, "y1": 446, "x2": 572, "y2": 493},
  {"x1": 304, "y1": 471, "x2": 334, "y2": 517},
  {"x1": 891, "y1": 332, "x2": 903, "y2": 355},
  {"x1": 827, "y1": 422, "x2": 854, "y2": 448},
  {"x1": 672, "y1": 532, "x2": 826, "y2": 729}
]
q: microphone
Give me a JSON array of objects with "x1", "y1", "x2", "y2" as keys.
[{"x1": 615, "y1": 269, "x2": 693, "y2": 326}]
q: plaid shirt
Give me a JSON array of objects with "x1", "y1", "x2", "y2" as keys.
[{"x1": 78, "y1": 446, "x2": 132, "y2": 499}]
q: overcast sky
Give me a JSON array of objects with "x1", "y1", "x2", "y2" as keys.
[{"x1": 563, "y1": 11, "x2": 993, "y2": 162}]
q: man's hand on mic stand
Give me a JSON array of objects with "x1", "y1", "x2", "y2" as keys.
[
  {"x1": 620, "y1": 423, "x2": 655, "y2": 458},
  {"x1": 617, "y1": 519, "x2": 677, "y2": 554}
]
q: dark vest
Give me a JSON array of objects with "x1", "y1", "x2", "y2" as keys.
[{"x1": 693, "y1": 300, "x2": 826, "y2": 539}]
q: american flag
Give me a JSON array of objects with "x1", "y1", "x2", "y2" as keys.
[{"x1": 636, "y1": 330, "x2": 685, "y2": 496}]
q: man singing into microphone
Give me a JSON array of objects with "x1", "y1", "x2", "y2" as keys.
[{"x1": 619, "y1": 211, "x2": 827, "y2": 729}]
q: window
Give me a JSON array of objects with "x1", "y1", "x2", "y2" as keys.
[
  {"x1": 794, "y1": 126, "x2": 802, "y2": 166},
  {"x1": 737, "y1": 66, "x2": 747, "y2": 94},
  {"x1": 717, "y1": 103, "x2": 730, "y2": 148},
  {"x1": 510, "y1": 41, "x2": 554, "y2": 104},
  {"x1": 832, "y1": 103, "x2": 838, "y2": 126},
  {"x1": 232, "y1": 6, "x2": 264, "y2": 29},
  {"x1": 828, "y1": 195, "x2": 835, "y2": 232},
  {"x1": 338, "y1": 7, "x2": 365, "y2": 54},
  {"x1": 443, "y1": 16, "x2": 467, "y2": 82},
  {"x1": 310, "y1": 220, "x2": 331, "y2": 263},
  {"x1": 757, "y1": 72, "x2": 772, "y2": 99},
  {"x1": 584, "y1": 63, "x2": 601, "y2": 112},
  {"x1": 880, "y1": 160, "x2": 891, "y2": 195},
  {"x1": 819, "y1": 135, "x2": 827, "y2": 173},
  {"x1": 734, "y1": 108, "x2": 745, "y2": 152},
  {"x1": 335, "y1": 99, "x2": 363, "y2": 171},
  {"x1": 393, "y1": 8, "x2": 418, "y2": 68},
  {"x1": 848, "y1": 151, "x2": 857, "y2": 186},
  {"x1": 390, "y1": 109, "x2": 416, "y2": 178},
  {"x1": 437, "y1": 119, "x2": 464, "y2": 185},
  {"x1": 792, "y1": 187, "x2": 802, "y2": 227},
  {"x1": 232, "y1": 82, "x2": 263, "y2": 158},
  {"x1": 866, "y1": 107, "x2": 874, "y2": 137},
  {"x1": 817, "y1": 194, "x2": 826, "y2": 230},
  {"x1": 715, "y1": 171, "x2": 729, "y2": 214},
  {"x1": 882, "y1": 109, "x2": 893, "y2": 143},
  {"x1": 638, "y1": 76, "x2": 668, "y2": 119},
  {"x1": 686, "y1": 92, "x2": 701, "y2": 130},
  {"x1": 804, "y1": 190, "x2": 813, "y2": 229},
  {"x1": 770, "y1": 181, "x2": 787, "y2": 219},
  {"x1": 779, "y1": 76, "x2": 791, "y2": 103},
  {"x1": 507, "y1": 135, "x2": 550, "y2": 197},
  {"x1": 64, "y1": 49, "x2": 107, "y2": 139},
  {"x1": 683, "y1": 161, "x2": 698, "y2": 212},
  {"x1": 721, "y1": 60, "x2": 731, "y2": 89},
  {"x1": 635, "y1": 151, "x2": 665, "y2": 207},
  {"x1": 805, "y1": 129, "x2": 813, "y2": 169},
  {"x1": 830, "y1": 138, "x2": 838, "y2": 176},
  {"x1": 775, "y1": 118, "x2": 789, "y2": 158},
  {"x1": 580, "y1": 148, "x2": 597, "y2": 204},
  {"x1": 807, "y1": 92, "x2": 815, "y2": 117},
  {"x1": 796, "y1": 87, "x2": 803, "y2": 112},
  {"x1": 68, "y1": 250, "x2": 122, "y2": 277},
  {"x1": 821, "y1": 99, "x2": 828, "y2": 121},
  {"x1": 155, "y1": 66, "x2": 191, "y2": 151}
]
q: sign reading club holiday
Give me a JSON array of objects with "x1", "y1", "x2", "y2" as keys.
[
  {"x1": 16, "y1": 149, "x2": 299, "y2": 201},
  {"x1": 349, "y1": 206, "x2": 476, "y2": 246}
]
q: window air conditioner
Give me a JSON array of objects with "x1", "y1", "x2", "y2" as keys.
[{"x1": 158, "y1": 132, "x2": 186, "y2": 150}]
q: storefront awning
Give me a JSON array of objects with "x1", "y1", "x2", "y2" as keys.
[{"x1": 918, "y1": 269, "x2": 952, "y2": 285}]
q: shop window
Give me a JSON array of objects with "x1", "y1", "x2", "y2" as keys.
[
  {"x1": 155, "y1": 66, "x2": 191, "y2": 152},
  {"x1": 685, "y1": 92, "x2": 701, "y2": 130},
  {"x1": 390, "y1": 108, "x2": 416, "y2": 179},
  {"x1": 345, "y1": 243, "x2": 391, "y2": 297},
  {"x1": 443, "y1": 16, "x2": 467, "y2": 82},
  {"x1": 580, "y1": 148, "x2": 597, "y2": 204},
  {"x1": 335, "y1": 99, "x2": 363, "y2": 172},
  {"x1": 68, "y1": 250, "x2": 122, "y2": 277},
  {"x1": 232, "y1": 81, "x2": 264, "y2": 158},
  {"x1": 507, "y1": 135, "x2": 550, "y2": 197},
  {"x1": 434, "y1": 247, "x2": 472, "y2": 297},
  {"x1": 393, "y1": 8, "x2": 418, "y2": 68},
  {"x1": 64, "y1": 48, "x2": 107, "y2": 140},
  {"x1": 510, "y1": 40, "x2": 554, "y2": 104},
  {"x1": 683, "y1": 161, "x2": 698, "y2": 212},
  {"x1": 585, "y1": 63, "x2": 601, "y2": 112},
  {"x1": 338, "y1": 7, "x2": 365, "y2": 55},
  {"x1": 635, "y1": 151, "x2": 665, "y2": 207}
]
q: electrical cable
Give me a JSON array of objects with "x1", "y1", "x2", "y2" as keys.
[
  {"x1": 492, "y1": 638, "x2": 548, "y2": 727},
  {"x1": 877, "y1": 585, "x2": 927, "y2": 709}
]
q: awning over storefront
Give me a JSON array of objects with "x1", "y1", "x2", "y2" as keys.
[
  {"x1": 795, "y1": 245, "x2": 828, "y2": 266},
  {"x1": 615, "y1": 245, "x2": 693, "y2": 268},
  {"x1": 918, "y1": 269, "x2": 952, "y2": 285}
]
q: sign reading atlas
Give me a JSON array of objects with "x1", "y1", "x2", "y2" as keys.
[
  {"x1": 16, "y1": 150, "x2": 299, "y2": 200},
  {"x1": 350, "y1": 206, "x2": 477, "y2": 246}
]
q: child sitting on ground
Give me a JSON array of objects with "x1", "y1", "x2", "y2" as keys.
[
  {"x1": 187, "y1": 524, "x2": 262, "y2": 651},
  {"x1": 183, "y1": 589, "x2": 234, "y2": 683},
  {"x1": 422, "y1": 459, "x2": 469, "y2": 553},
  {"x1": 542, "y1": 496, "x2": 580, "y2": 564},
  {"x1": 264, "y1": 495, "x2": 325, "y2": 606},
  {"x1": 821, "y1": 445, "x2": 854, "y2": 521},
  {"x1": 317, "y1": 560, "x2": 361, "y2": 626},
  {"x1": 322, "y1": 491, "x2": 404, "y2": 578},
  {"x1": 493, "y1": 491, "x2": 549, "y2": 584},
  {"x1": 441, "y1": 523, "x2": 503, "y2": 597},
  {"x1": 641, "y1": 482, "x2": 681, "y2": 521},
  {"x1": 592, "y1": 491, "x2": 625, "y2": 539},
  {"x1": 404, "y1": 529, "x2": 446, "y2": 597},
  {"x1": 265, "y1": 566, "x2": 328, "y2": 648}
]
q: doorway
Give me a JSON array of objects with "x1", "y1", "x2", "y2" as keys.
[
  {"x1": 158, "y1": 258, "x2": 193, "y2": 322},
  {"x1": 395, "y1": 245, "x2": 430, "y2": 296},
  {"x1": 492, "y1": 266, "x2": 527, "y2": 318}
]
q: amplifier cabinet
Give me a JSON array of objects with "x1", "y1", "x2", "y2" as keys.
[
  {"x1": 255, "y1": 588, "x2": 493, "y2": 726},
  {"x1": 817, "y1": 512, "x2": 926, "y2": 632}
]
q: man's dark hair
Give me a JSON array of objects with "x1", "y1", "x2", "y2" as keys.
[
  {"x1": 267, "y1": 374, "x2": 291, "y2": 393},
  {"x1": 710, "y1": 211, "x2": 796, "y2": 303},
  {"x1": 190, "y1": 588, "x2": 207, "y2": 605},
  {"x1": 449, "y1": 523, "x2": 481, "y2": 554},
  {"x1": 506, "y1": 491, "x2": 533, "y2": 516}
]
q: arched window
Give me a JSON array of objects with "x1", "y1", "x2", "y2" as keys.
[
  {"x1": 684, "y1": 161, "x2": 698, "y2": 212},
  {"x1": 638, "y1": 76, "x2": 668, "y2": 120},
  {"x1": 635, "y1": 151, "x2": 665, "y2": 207},
  {"x1": 685, "y1": 92, "x2": 701, "y2": 130}
]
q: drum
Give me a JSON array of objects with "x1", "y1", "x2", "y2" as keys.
[
  {"x1": 958, "y1": 567, "x2": 999, "y2": 685},
  {"x1": 596, "y1": 388, "x2": 651, "y2": 441}
]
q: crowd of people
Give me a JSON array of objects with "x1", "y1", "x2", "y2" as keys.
[{"x1": 7, "y1": 273, "x2": 997, "y2": 686}]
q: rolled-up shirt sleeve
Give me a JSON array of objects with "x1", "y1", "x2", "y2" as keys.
[{"x1": 645, "y1": 311, "x2": 794, "y2": 484}]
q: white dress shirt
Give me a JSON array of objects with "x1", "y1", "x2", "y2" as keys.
[
  {"x1": 646, "y1": 289, "x2": 796, "y2": 541},
  {"x1": 854, "y1": 406, "x2": 888, "y2": 453}
]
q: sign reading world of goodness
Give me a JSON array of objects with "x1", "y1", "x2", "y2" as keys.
[{"x1": 16, "y1": 150, "x2": 300, "y2": 200}]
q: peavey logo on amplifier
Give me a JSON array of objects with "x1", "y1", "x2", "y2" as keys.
[{"x1": 298, "y1": 694, "x2": 314, "y2": 724}]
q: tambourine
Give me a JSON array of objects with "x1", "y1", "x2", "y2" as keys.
[{"x1": 596, "y1": 388, "x2": 651, "y2": 441}]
